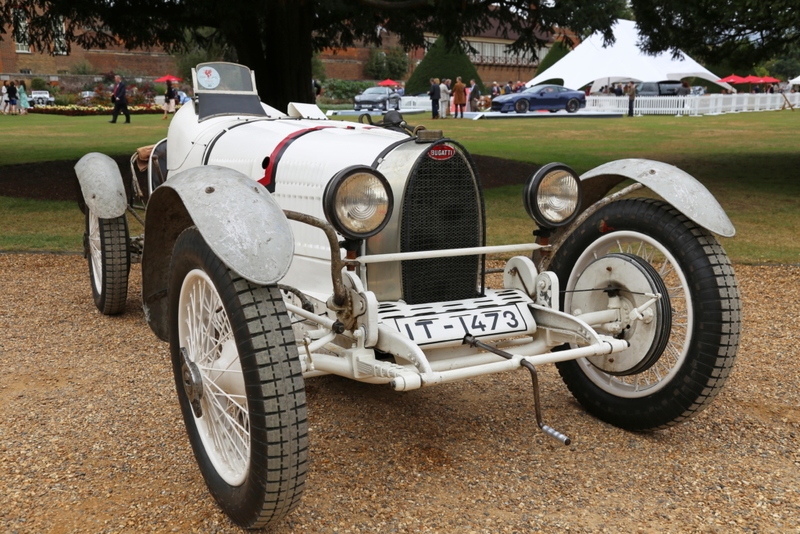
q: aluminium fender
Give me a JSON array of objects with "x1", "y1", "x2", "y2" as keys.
[
  {"x1": 142, "y1": 165, "x2": 294, "y2": 341},
  {"x1": 579, "y1": 158, "x2": 735, "y2": 237},
  {"x1": 74, "y1": 152, "x2": 127, "y2": 218}
]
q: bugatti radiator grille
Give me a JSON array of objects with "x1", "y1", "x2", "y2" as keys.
[{"x1": 400, "y1": 144, "x2": 485, "y2": 304}]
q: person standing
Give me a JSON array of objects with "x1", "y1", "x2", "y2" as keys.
[
  {"x1": 162, "y1": 80, "x2": 177, "y2": 119},
  {"x1": 6, "y1": 81, "x2": 18, "y2": 115},
  {"x1": 428, "y1": 78, "x2": 441, "y2": 119},
  {"x1": 624, "y1": 81, "x2": 636, "y2": 117},
  {"x1": 2, "y1": 81, "x2": 8, "y2": 114},
  {"x1": 491, "y1": 82, "x2": 500, "y2": 99},
  {"x1": 468, "y1": 79, "x2": 480, "y2": 112},
  {"x1": 452, "y1": 77, "x2": 466, "y2": 118},
  {"x1": 109, "y1": 74, "x2": 131, "y2": 124},
  {"x1": 439, "y1": 78, "x2": 450, "y2": 119},
  {"x1": 17, "y1": 81, "x2": 29, "y2": 115}
]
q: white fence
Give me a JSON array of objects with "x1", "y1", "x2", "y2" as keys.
[
  {"x1": 587, "y1": 93, "x2": 800, "y2": 116},
  {"x1": 400, "y1": 95, "x2": 432, "y2": 110}
]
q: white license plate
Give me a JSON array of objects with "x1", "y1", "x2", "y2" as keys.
[{"x1": 390, "y1": 304, "x2": 531, "y2": 346}]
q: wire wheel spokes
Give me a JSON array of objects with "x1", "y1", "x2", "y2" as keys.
[
  {"x1": 88, "y1": 211, "x2": 102, "y2": 289},
  {"x1": 179, "y1": 269, "x2": 250, "y2": 486},
  {"x1": 568, "y1": 231, "x2": 693, "y2": 397}
]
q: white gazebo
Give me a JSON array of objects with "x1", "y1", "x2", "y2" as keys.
[{"x1": 528, "y1": 20, "x2": 729, "y2": 92}]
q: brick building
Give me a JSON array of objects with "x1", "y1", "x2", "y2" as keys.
[
  {"x1": 318, "y1": 22, "x2": 576, "y2": 84},
  {"x1": 0, "y1": 13, "x2": 177, "y2": 91}
]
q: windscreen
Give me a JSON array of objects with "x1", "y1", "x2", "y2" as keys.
[{"x1": 194, "y1": 63, "x2": 255, "y2": 93}]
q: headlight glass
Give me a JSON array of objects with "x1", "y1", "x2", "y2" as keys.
[
  {"x1": 536, "y1": 170, "x2": 580, "y2": 223},
  {"x1": 523, "y1": 163, "x2": 582, "y2": 228},
  {"x1": 324, "y1": 167, "x2": 393, "y2": 239}
]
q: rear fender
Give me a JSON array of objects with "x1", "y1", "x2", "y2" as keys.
[
  {"x1": 74, "y1": 153, "x2": 127, "y2": 217},
  {"x1": 142, "y1": 165, "x2": 294, "y2": 341},
  {"x1": 578, "y1": 158, "x2": 735, "y2": 237}
]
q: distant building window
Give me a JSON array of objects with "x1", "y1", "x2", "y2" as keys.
[
  {"x1": 13, "y1": 9, "x2": 31, "y2": 53},
  {"x1": 20, "y1": 69, "x2": 32, "y2": 74},
  {"x1": 53, "y1": 18, "x2": 68, "y2": 55},
  {"x1": 465, "y1": 40, "x2": 538, "y2": 67},
  {"x1": 58, "y1": 70, "x2": 69, "y2": 75}
]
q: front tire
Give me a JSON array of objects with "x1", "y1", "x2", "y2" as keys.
[
  {"x1": 85, "y1": 209, "x2": 130, "y2": 315},
  {"x1": 550, "y1": 199, "x2": 740, "y2": 430},
  {"x1": 168, "y1": 228, "x2": 307, "y2": 529},
  {"x1": 515, "y1": 99, "x2": 530, "y2": 113}
]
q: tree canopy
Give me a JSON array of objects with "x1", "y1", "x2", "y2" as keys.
[
  {"x1": 630, "y1": 0, "x2": 800, "y2": 66},
  {"x1": 0, "y1": 0, "x2": 627, "y2": 111},
  {"x1": 5, "y1": 0, "x2": 795, "y2": 110}
]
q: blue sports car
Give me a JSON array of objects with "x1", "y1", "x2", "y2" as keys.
[{"x1": 491, "y1": 84, "x2": 586, "y2": 114}]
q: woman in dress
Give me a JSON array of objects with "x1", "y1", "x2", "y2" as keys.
[{"x1": 17, "y1": 81, "x2": 30, "y2": 115}]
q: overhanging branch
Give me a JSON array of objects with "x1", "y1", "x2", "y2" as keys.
[{"x1": 357, "y1": 0, "x2": 435, "y2": 8}]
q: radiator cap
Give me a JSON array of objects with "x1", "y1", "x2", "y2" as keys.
[{"x1": 415, "y1": 128, "x2": 444, "y2": 143}]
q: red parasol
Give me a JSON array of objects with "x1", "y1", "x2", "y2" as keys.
[
  {"x1": 717, "y1": 74, "x2": 745, "y2": 84},
  {"x1": 154, "y1": 75, "x2": 183, "y2": 82},
  {"x1": 751, "y1": 76, "x2": 780, "y2": 83},
  {"x1": 739, "y1": 75, "x2": 761, "y2": 83},
  {"x1": 377, "y1": 79, "x2": 399, "y2": 86}
]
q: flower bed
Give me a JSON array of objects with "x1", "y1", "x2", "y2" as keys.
[{"x1": 29, "y1": 104, "x2": 170, "y2": 116}]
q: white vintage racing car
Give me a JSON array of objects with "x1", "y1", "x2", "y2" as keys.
[{"x1": 75, "y1": 62, "x2": 741, "y2": 529}]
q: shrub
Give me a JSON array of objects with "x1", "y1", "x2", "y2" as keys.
[
  {"x1": 384, "y1": 47, "x2": 409, "y2": 80},
  {"x1": 364, "y1": 47, "x2": 409, "y2": 81},
  {"x1": 30, "y1": 77, "x2": 48, "y2": 91},
  {"x1": 312, "y1": 53, "x2": 327, "y2": 82},
  {"x1": 71, "y1": 60, "x2": 97, "y2": 75},
  {"x1": 321, "y1": 79, "x2": 374, "y2": 101},
  {"x1": 364, "y1": 48, "x2": 388, "y2": 80},
  {"x1": 405, "y1": 36, "x2": 484, "y2": 96}
]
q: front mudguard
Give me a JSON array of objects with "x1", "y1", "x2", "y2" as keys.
[
  {"x1": 74, "y1": 153, "x2": 127, "y2": 217},
  {"x1": 580, "y1": 159, "x2": 735, "y2": 237},
  {"x1": 142, "y1": 165, "x2": 294, "y2": 341},
  {"x1": 538, "y1": 158, "x2": 735, "y2": 271}
]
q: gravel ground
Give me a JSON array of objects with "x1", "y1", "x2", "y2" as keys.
[{"x1": 1, "y1": 255, "x2": 798, "y2": 534}]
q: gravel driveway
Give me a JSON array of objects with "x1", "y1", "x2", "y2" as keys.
[{"x1": 1, "y1": 254, "x2": 798, "y2": 533}]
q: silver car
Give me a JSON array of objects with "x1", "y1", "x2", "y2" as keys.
[{"x1": 354, "y1": 86, "x2": 401, "y2": 111}]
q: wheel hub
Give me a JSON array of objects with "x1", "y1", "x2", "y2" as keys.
[
  {"x1": 570, "y1": 253, "x2": 671, "y2": 376},
  {"x1": 180, "y1": 347, "x2": 204, "y2": 417}
]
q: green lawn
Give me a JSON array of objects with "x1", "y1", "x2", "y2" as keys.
[
  {"x1": 0, "y1": 113, "x2": 170, "y2": 166},
  {"x1": 1, "y1": 111, "x2": 798, "y2": 263}
]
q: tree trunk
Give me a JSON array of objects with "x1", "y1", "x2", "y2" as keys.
[{"x1": 228, "y1": 1, "x2": 315, "y2": 113}]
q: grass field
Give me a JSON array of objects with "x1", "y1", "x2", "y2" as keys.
[{"x1": 1, "y1": 111, "x2": 798, "y2": 263}]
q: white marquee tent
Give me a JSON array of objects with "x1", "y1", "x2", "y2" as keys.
[
  {"x1": 789, "y1": 74, "x2": 800, "y2": 85},
  {"x1": 528, "y1": 19, "x2": 729, "y2": 92}
]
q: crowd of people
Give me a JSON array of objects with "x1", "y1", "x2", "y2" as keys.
[
  {"x1": 1, "y1": 80, "x2": 31, "y2": 115},
  {"x1": 427, "y1": 78, "x2": 530, "y2": 118}
]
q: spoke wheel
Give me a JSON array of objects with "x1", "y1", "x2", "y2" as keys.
[
  {"x1": 515, "y1": 99, "x2": 529, "y2": 113},
  {"x1": 85, "y1": 209, "x2": 130, "y2": 315},
  {"x1": 169, "y1": 227, "x2": 307, "y2": 529},
  {"x1": 550, "y1": 199, "x2": 740, "y2": 430}
]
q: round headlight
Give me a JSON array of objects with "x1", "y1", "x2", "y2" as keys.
[
  {"x1": 523, "y1": 163, "x2": 582, "y2": 228},
  {"x1": 323, "y1": 166, "x2": 393, "y2": 240}
]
